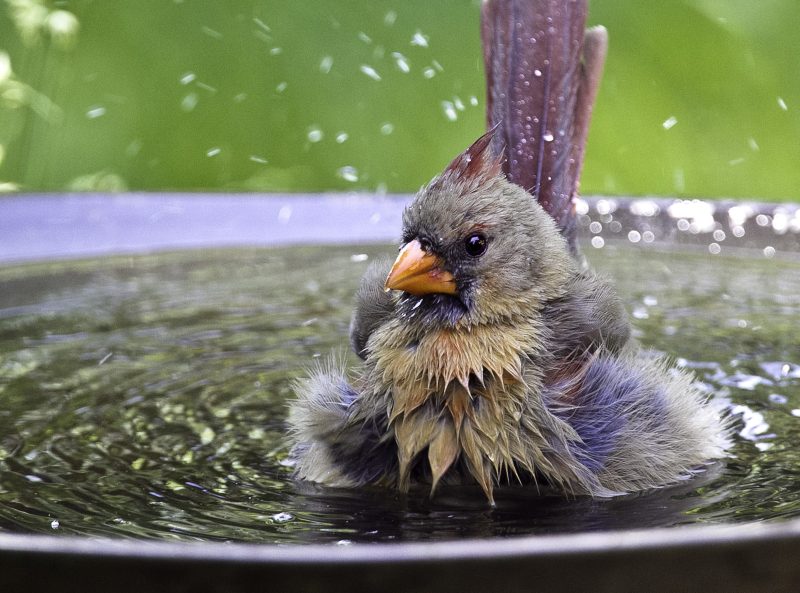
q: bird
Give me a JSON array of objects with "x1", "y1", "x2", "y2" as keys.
[{"x1": 287, "y1": 0, "x2": 730, "y2": 504}]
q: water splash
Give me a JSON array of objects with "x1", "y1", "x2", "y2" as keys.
[
  {"x1": 359, "y1": 65, "x2": 381, "y2": 81},
  {"x1": 306, "y1": 126, "x2": 323, "y2": 143},
  {"x1": 337, "y1": 166, "x2": 359, "y2": 182},
  {"x1": 411, "y1": 31, "x2": 429, "y2": 47}
]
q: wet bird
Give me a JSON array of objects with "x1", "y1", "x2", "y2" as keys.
[{"x1": 288, "y1": 0, "x2": 729, "y2": 503}]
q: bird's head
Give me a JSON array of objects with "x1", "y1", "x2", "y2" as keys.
[{"x1": 385, "y1": 129, "x2": 576, "y2": 328}]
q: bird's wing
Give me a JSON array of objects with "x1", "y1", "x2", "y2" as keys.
[
  {"x1": 541, "y1": 270, "x2": 631, "y2": 365},
  {"x1": 482, "y1": 0, "x2": 607, "y2": 253},
  {"x1": 349, "y1": 257, "x2": 396, "y2": 359}
]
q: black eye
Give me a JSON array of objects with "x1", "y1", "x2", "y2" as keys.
[{"x1": 464, "y1": 233, "x2": 488, "y2": 257}]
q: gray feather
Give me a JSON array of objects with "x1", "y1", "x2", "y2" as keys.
[
  {"x1": 349, "y1": 257, "x2": 395, "y2": 359},
  {"x1": 542, "y1": 270, "x2": 631, "y2": 359}
]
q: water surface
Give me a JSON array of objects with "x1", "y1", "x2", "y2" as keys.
[{"x1": 1, "y1": 242, "x2": 799, "y2": 544}]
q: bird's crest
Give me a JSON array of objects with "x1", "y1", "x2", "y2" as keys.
[{"x1": 438, "y1": 124, "x2": 504, "y2": 187}]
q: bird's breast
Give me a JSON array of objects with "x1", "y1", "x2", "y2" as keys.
[
  {"x1": 374, "y1": 323, "x2": 528, "y2": 390},
  {"x1": 366, "y1": 319, "x2": 546, "y2": 498}
]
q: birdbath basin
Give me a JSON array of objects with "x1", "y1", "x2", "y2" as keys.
[{"x1": 0, "y1": 193, "x2": 799, "y2": 593}]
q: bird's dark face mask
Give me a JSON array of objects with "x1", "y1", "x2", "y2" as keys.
[{"x1": 383, "y1": 234, "x2": 472, "y2": 326}]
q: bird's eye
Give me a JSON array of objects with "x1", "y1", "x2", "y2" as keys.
[{"x1": 464, "y1": 233, "x2": 488, "y2": 257}]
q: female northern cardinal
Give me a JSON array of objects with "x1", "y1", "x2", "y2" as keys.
[{"x1": 288, "y1": 0, "x2": 729, "y2": 503}]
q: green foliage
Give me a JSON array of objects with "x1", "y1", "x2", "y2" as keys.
[{"x1": 0, "y1": 0, "x2": 798, "y2": 199}]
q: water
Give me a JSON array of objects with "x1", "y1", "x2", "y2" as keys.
[{"x1": 0, "y1": 242, "x2": 799, "y2": 544}]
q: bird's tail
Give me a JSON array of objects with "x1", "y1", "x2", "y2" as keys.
[{"x1": 482, "y1": 0, "x2": 607, "y2": 254}]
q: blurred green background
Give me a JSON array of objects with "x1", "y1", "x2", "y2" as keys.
[{"x1": 0, "y1": 0, "x2": 798, "y2": 200}]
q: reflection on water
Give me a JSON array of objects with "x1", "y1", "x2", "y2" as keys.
[{"x1": 0, "y1": 243, "x2": 799, "y2": 543}]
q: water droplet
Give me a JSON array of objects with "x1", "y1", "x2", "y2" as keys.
[
  {"x1": 643, "y1": 295, "x2": 658, "y2": 306},
  {"x1": 673, "y1": 168, "x2": 685, "y2": 192},
  {"x1": 391, "y1": 52, "x2": 410, "y2": 73},
  {"x1": 534, "y1": 69, "x2": 542, "y2": 77},
  {"x1": 271, "y1": 512, "x2": 293, "y2": 523},
  {"x1": 319, "y1": 56, "x2": 333, "y2": 74},
  {"x1": 276, "y1": 81, "x2": 288, "y2": 93},
  {"x1": 249, "y1": 155, "x2": 268, "y2": 164},
  {"x1": 642, "y1": 231, "x2": 655, "y2": 243},
  {"x1": 589, "y1": 221, "x2": 602, "y2": 234},
  {"x1": 253, "y1": 17, "x2": 271, "y2": 33},
  {"x1": 469, "y1": 96, "x2": 479, "y2": 106},
  {"x1": 631, "y1": 201, "x2": 661, "y2": 217},
  {"x1": 777, "y1": 97, "x2": 788, "y2": 111},
  {"x1": 359, "y1": 64, "x2": 381, "y2": 81},
  {"x1": 307, "y1": 126, "x2": 323, "y2": 143},
  {"x1": 196, "y1": 81, "x2": 217, "y2": 94},
  {"x1": 357, "y1": 31, "x2": 372, "y2": 44},
  {"x1": 755, "y1": 214, "x2": 770, "y2": 227},
  {"x1": 748, "y1": 137, "x2": 760, "y2": 151},
  {"x1": 86, "y1": 106, "x2": 106, "y2": 119},
  {"x1": 763, "y1": 246, "x2": 776, "y2": 258},
  {"x1": 181, "y1": 93, "x2": 198, "y2": 112},
  {"x1": 51, "y1": 520, "x2": 60, "y2": 530},
  {"x1": 772, "y1": 212, "x2": 790, "y2": 234},
  {"x1": 380, "y1": 122, "x2": 394, "y2": 135},
  {"x1": 662, "y1": 116, "x2": 678, "y2": 130},
  {"x1": 337, "y1": 166, "x2": 359, "y2": 182},
  {"x1": 422, "y1": 67, "x2": 436, "y2": 79},
  {"x1": 768, "y1": 393, "x2": 788, "y2": 405},
  {"x1": 596, "y1": 199, "x2": 616, "y2": 215},
  {"x1": 269, "y1": 47, "x2": 282, "y2": 56},
  {"x1": 543, "y1": 132, "x2": 554, "y2": 142},
  {"x1": 708, "y1": 242, "x2": 721, "y2": 255},
  {"x1": 206, "y1": 147, "x2": 221, "y2": 157},
  {"x1": 384, "y1": 11, "x2": 397, "y2": 26},
  {"x1": 411, "y1": 31, "x2": 429, "y2": 47},
  {"x1": 179, "y1": 72, "x2": 196, "y2": 85},
  {"x1": 201, "y1": 26, "x2": 222, "y2": 40},
  {"x1": 441, "y1": 101, "x2": 458, "y2": 122},
  {"x1": 350, "y1": 254, "x2": 368, "y2": 262},
  {"x1": 335, "y1": 132, "x2": 349, "y2": 143},
  {"x1": 628, "y1": 230, "x2": 641, "y2": 243},
  {"x1": 590, "y1": 236, "x2": 604, "y2": 249},
  {"x1": 278, "y1": 205, "x2": 292, "y2": 223},
  {"x1": 713, "y1": 229, "x2": 726, "y2": 242}
]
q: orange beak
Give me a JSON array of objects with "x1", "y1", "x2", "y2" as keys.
[{"x1": 384, "y1": 239, "x2": 458, "y2": 296}]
